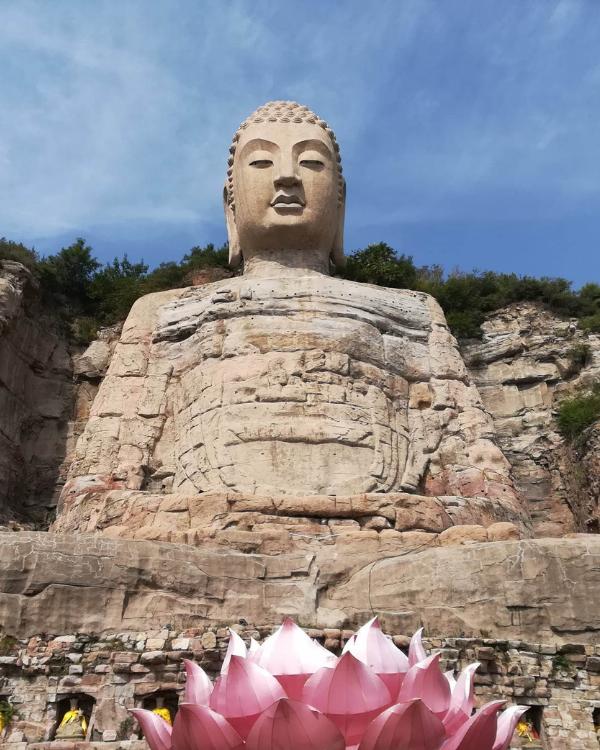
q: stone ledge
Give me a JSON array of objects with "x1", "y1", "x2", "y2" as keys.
[
  {"x1": 0, "y1": 531, "x2": 598, "y2": 644},
  {"x1": 53, "y1": 488, "x2": 529, "y2": 547}
]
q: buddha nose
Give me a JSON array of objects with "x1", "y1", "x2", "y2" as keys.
[{"x1": 274, "y1": 152, "x2": 300, "y2": 187}]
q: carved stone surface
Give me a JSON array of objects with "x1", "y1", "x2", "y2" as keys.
[
  {"x1": 53, "y1": 488, "x2": 527, "y2": 543},
  {"x1": 59, "y1": 275, "x2": 520, "y2": 509},
  {"x1": 57, "y1": 100, "x2": 521, "y2": 521},
  {"x1": 55, "y1": 283, "x2": 526, "y2": 551},
  {"x1": 0, "y1": 531, "x2": 598, "y2": 644}
]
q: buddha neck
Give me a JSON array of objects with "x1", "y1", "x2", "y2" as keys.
[{"x1": 242, "y1": 248, "x2": 331, "y2": 278}]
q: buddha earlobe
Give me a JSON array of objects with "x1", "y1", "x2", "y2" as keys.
[
  {"x1": 223, "y1": 184, "x2": 243, "y2": 268},
  {"x1": 330, "y1": 180, "x2": 346, "y2": 270}
]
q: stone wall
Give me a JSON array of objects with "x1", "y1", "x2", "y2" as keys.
[{"x1": 1, "y1": 626, "x2": 598, "y2": 749}]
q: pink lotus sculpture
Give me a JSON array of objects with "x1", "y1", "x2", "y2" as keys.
[{"x1": 132, "y1": 617, "x2": 527, "y2": 750}]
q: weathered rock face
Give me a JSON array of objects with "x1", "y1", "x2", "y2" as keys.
[
  {"x1": 462, "y1": 303, "x2": 600, "y2": 536},
  {"x1": 1, "y1": 531, "x2": 598, "y2": 643},
  {"x1": 59, "y1": 275, "x2": 521, "y2": 528},
  {"x1": 0, "y1": 261, "x2": 73, "y2": 525}
]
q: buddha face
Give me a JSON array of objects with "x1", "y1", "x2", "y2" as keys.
[{"x1": 225, "y1": 121, "x2": 344, "y2": 266}]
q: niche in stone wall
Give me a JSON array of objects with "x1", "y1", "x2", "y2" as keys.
[
  {"x1": 594, "y1": 707, "x2": 600, "y2": 733},
  {"x1": 50, "y1": 693, "x2": 96, "y2": 741},
  {"x1": 513, "y1": 705, "x2": 544, "y2": 748},
  {"x1": 134, "y1": 690, "x2": 179, "y2": 737}
]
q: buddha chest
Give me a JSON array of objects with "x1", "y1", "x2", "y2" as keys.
[{"x1": 155, "y1": 275, "x2": 433, "y2": 496}]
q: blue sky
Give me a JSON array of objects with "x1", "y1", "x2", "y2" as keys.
[{"x1": 1, "y1": 0, "x2": 599, "y2": 285}]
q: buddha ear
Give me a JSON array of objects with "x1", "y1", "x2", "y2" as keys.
[
  {"x1": 223, "y1": 184, "x2": 242, "y2": 268},
  {"x1": 330, "y1": 178, "x2": 346, "y2": 270}
]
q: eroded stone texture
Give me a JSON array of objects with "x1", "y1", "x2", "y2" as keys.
[
  {"x1": 1, "y1": 531, "x2": 598, "y2": 644},
  {"x1": 53, "y1": 488, "x2": 527, "y2": 543},
  {"x1": 59, "y1": 275, "x2": 521, "y2": 523},
  {"x1": 58, "y1": 99, "x2": 521, "y2": 525},
  {"x1": 463, "y1": 302, "x2": 600, "y2": 536},
  {"x1": 0, "y1": 261, "x2": 73, "y2": 524}
]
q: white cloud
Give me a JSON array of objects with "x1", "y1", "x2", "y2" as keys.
[{"x1": 1, "y1": 0, "x2": 599, "y2": 246}]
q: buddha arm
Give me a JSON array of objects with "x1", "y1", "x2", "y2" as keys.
[
  {"x1": 402, "y1": 295, "x2": 521, "y2": 517},
  {"x1": 56, "y1": 289, "x2": 183, "y2": 522}
]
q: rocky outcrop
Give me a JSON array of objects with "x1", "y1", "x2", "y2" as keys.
[
  {"x1": 0, "y1": 262, "x2": 73, "y2": 525},
  {"x1": 53, "y1": 488, "x2": 527, "y2": 544},
  {"x1": 0, "y1": 531, "x2": 598, "y2": 643},
  {"x1": 0, "y1": 262, "x2": 122, "y2": 527},
  {"x1": 463, "y1": 303, "x2": 600, "y2": 536}
]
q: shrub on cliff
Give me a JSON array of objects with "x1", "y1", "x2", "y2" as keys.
[
  {"x1": 37, "y1": 238, "x2": 100, "y2": 319},
  {"x1": 557, "y1": 382, "x2": 600, "y2": 442},
  {"x1": 343, "y1": 242, "x2": 419, "y2": 288},
  {"x1": 0, "y1": 237, "x2": 39, "y2": 269}
]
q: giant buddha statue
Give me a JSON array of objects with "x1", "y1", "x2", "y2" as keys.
[{"x1": 58, "y1": 102, "x2": 522, "y2": 530}]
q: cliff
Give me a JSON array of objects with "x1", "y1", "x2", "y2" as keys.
[
  {"x1": 0, "y1": 261, "x2": 73, "y2": 525},
  {"x1": 0, "y1": 261, "x2": 118, "y2": 526},
  {"x1": 462, "y1": 303, "x2": 600, "y2": 536},
  {"x1": 1, "y1": 260, "x2": 598, "y2": 538}
]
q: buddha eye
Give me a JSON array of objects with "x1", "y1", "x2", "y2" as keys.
[
  {"x1": 249, "y1": 159, "x2": 273, "y2": 168},
  {"x1": 300, "y1": 159, "x2": 324, "y2": 169}
]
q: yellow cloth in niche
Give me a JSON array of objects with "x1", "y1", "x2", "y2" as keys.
[
  {"x1": 59, "y1": 709, "x2": 87, "y2": 733},
  {"x1": 516, "y1": 720, "x2": 536, "y2": 741},
  {"x1": 152, "y1": 707, "x2": 172, "y2": 725}
]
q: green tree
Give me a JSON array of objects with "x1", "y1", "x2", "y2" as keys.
[
  {"x1": 90, "y1": 255, "x2": 149, "y2": 324},
  {"x1": 182, "y1": 243, "x2": 230, "y2": 271},
  {"x1": 342, "y1": 242, "x2": 418, "y2": 288},
  {"x1": 557, "y1": 383, "x2": 600, "y2": 442},
  {"x1": 38, "y1": 238, "x2": 99, "y2": 317},
  {"x1": 0, "y1": 237, "x2": 38, "y2": 269}
]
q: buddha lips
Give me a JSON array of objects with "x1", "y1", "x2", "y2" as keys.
[{"x1": 131, "y1": 617, "x2": 527, "y2": 750}]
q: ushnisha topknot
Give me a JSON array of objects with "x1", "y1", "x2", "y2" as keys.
[{"x1": 225, "y1": 101, "x2": 344, "y2": 213}]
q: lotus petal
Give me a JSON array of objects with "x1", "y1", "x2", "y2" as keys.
[
  {"x1": 252, "y1": 617, "x2": 336, "y2": 697},
  {"x1": 348, "y1": 616, "x2": 408, "y2": 699},
  {"x1": 342, "y1": 634, "x2": 356, "y2": 654},
  {"x1": 397, "y1": 653, "x2": 451, "y2": 718},
  {"x1": 248, "y1": 637, "x2": 260, "y2": 656},
  {"x1": 130, "y1": 708, "x2": 172, "y2": 750},
  {"x1": 210, "y1": 655, "x2": 286, "y2": 738},
  {"x1": 492, "y1": 705, "x2": 529, "y2": 750},
  {"x1": 246, "y1": 698, "x2": 345, "y2": 750},
  {"x1": 303, "y1": 651, "x2": 392, "y2": 746},
  {"x1": 221, "y1": 629, "x2": 247, "y2": 675},
  {"x1": 443, "y1": 662, "x2": 480, "y2": 734},
  {"x1": 408, "y1": 628, "x2": 427, "y2": 667},
  {"x1": 358, "y1": 699, "x2": 446, "y2": 750},
  {"x1": 441, "y1": 700, "x2": 504, "y2": 750},
  {"x1": 183, "y1": 659, "x2": 213, "y2": 706},
  {"x1": 171, "y1": 704, "x2": 244, "y2": 750},
  {"x1": 444, "y1": 670, "x2": 457, "y2": 692}
]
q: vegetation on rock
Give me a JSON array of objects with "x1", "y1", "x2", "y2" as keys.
[
  {"x1": 2, "y1": 236, "x2": 600, "y2": 342},
  {"x1": 557, "y1": 382, "x2": 600, "y2": 442}
]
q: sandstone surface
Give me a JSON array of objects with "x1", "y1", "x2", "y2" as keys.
[
  {"x1": 0, "y1": 261, "x2": 73, "y2": 524},
  {"x1": 463, "y1": 302, "x2": 600, "y2": 536},
  {"x1": 58, "y1": 274, "x2": 522, "y2": 528},
  {"x1": 0, "y1": 531, "x2": 597, "y2": 644}
]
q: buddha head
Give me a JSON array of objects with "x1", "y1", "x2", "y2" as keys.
[{"x1": 224, "y1": 101, "x2": 345, "y2": 273}]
